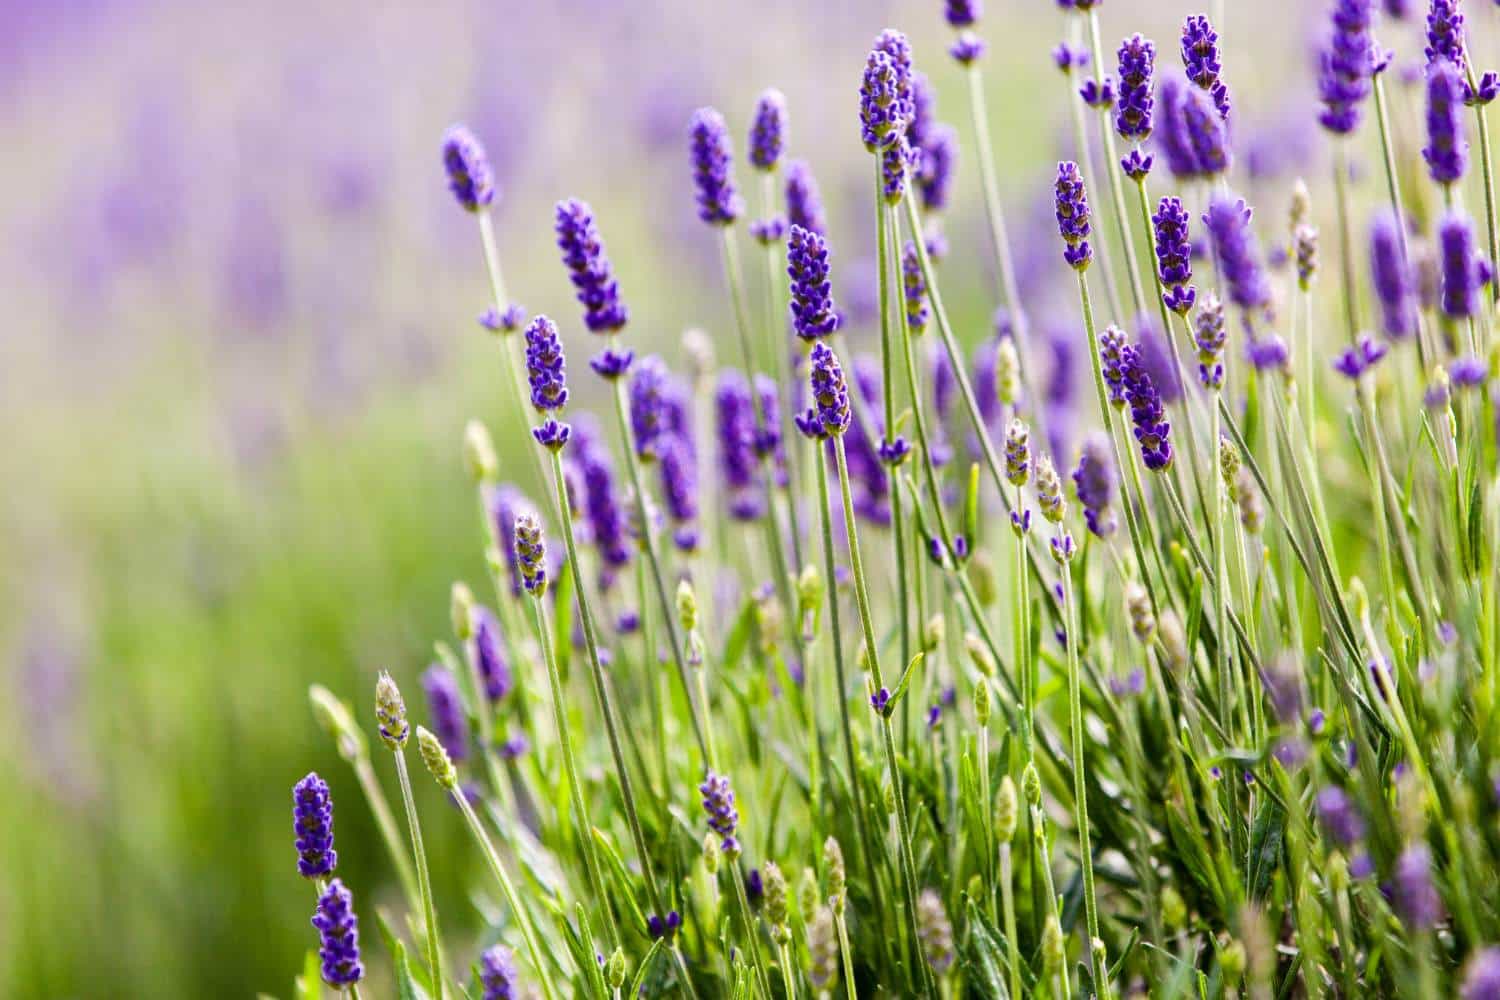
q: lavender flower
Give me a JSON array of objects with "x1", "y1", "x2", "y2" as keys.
[
  {"x1": 1035, "y1": 453, "x2": 1066, "y2": 522},
  {"x1": 1121, "y1": 343, "x2": 1172, "y2": 470},
  {"x1": 293, "y1": 772, "x2": 337, "y2": 879},
  {"x1": 480, "y1": 944, "x2": 519, "y2": 1000},
  {"x1": 422, "y1": 664, "x2": 469, "y2": 762},
  {"x1": 1369, "y1": 211, "x2": 1417, "y2": 338},
  {"x1": 1156, "y1": 75, "x2": 1200, "y2": 178},
  {"x1": 312, "y1": 879, "x2": 364, "y2": 987},
  {"x1": 860, "y1": 36, "x2": 913, "y2": 152},
  {"x1": 902, "y1": 241, "x2": 929, "y2": 331},
  {"x1": 524, "y1": 316, "x2": 571, "y2": 450},
  {"x1": 1451, "y1": 355, "x2": 1489, "y2": 387},
  {"x1": 1440, "y1": 209, "x2": 1479, "y2": 318},
  {"x1": 785, "y1": 160, "x2": 827, "y2": 236},
  {"x1": 918, "y1": 125, "x2": 958, "y2": 211},
  {"x1": 690, "y1": 108, "x2": 743, "y2": 226},
  {"x1": 441, "y1": 125, "x2": 495, "y2": 213},
  {"x1": 1136, "y1": 314, "x2": 1183, "y2": 403},
  {"x1": 1463, "y1": 948, "x2": 1500, "y2": 1000},
  {"x1": 1317, "y1": 786, "x2": 1365, "y2": 845},
  {"x1": 1204, "y1": 196, "x2": 1271, "y2": 311},
  {"x1": 629, "y1": 355, "x2": 670, "y2": 460},
  {"x1": 917, "y1": 890, "x2": 955, "y2": 973},
  {"x1": 515, "y1": 513, "x2": 547, "y2": 597},
  {"x1": 555, "y1": 199, "x2": 628, "y2": 334},
  {"x1": 788, "y1": 224, "x2": 838, "y2": 340},
  {"x1": 1099, "y1": 325, "x2": 1127, "y2": 406},
  {"x1": 1427, "y1": 0, "x2": 1468, "y2": 71},
  {"x1": 486, "y1": 485, "x2": 531, "y2": 596},
  {"x1": 717, "y1": 371, "x2": 764, "y2": 520},
  {"x1": 700, "y1": 770, "x2": 741, "y2": 854},
  {"x1": 945, "y1": 0, "x2": 981, "y2": 28},
  {"x1": 1317, "y1": 0, "x2": 1374, "y2": 134},
  {"x1": 950, "y1": 31, "x2": 986, "y2": 65},
  {"x1": 1424, "y1": 58, "x2": 1468, "y2": 185},
  {"x1": 1114, "y1": 34, "x2": 1156, "y2": 141},
  {"x1": 1332, "y1": 333, "x2": 1390, "y2": 379},
  {"x1": 881, "y1": 136, "x2": 917, "y2": 204},
  {"x1": 575, "y1": 432, "x2": 632, "y2": 579},
  {"x1": 1393, "y1": 844, "x2": 1443, "y2": 929},
  {"x1": 471, "y1": 608, "x2": 511, "y2": 702},
  {"x1": 1153, "y1": 196, "x2": 1196, "y2": 314},
  {"x1": 1194, "y1": 294, "x2": 1227, "y2": 389},
  {"x1": 1004, "y1": 418, "x2": 1030, "y2": 486},
  {"x1": 658, "y1": 435, "x2": 699, "y2": 551},
  {"x1": 909, "y1": 72, "x2": 935, "y2": 152},
  {"x1": 809, "y1": 341, "x2": 852, "y2": 437},
  {"x1": 1181, "y1": 15, "x2": 1230, "y2": 118},
  {"x1": 1054, "y1": 160, "x2": 1093, "y2": 270},
  {"x1": 1072, "y1": 432, "x2": 1119, "y2": 537},
  {"x1": 1182, "y1": 80, "x2": 1231, "y2": 177},
  {"x1": 754, "y1": 374, "x2": 787, "y2": 476},
  {"x1": 749, "y1": 89, "x2": 787, "y2": 172}
]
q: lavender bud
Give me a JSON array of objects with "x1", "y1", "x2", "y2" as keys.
[
  {"x1": 950, "y1": 31, "x2": 986, "y2": 65},
  {"x1": 629, "y1": 355, "x2": 670, "y2": 460},
  {"x1": 1121, "y1": 343, "x2": 1173, "y2": 470},
  {"x1": 689, "y1": 107, "x2": 743, "y2": 226},
  {"x1": 416, "y1": 725, "x2": 458, "y2": 790},
  {"x1": 945, "y1": 0, "x2": 981, "y2": 28},
  {"x1": 375, "y1": 673, "x2": 409, "y2": 751},
  {"x1": 421, "y1": 664, "x2": 469, "y2": 763},
  {"x1": 1440, "y1": 209, "x2": 1479, "y2": 319},
  {"x1": 810, "y1": 341, "x2": 852, "y2": 437},
  {"x1": 1427, "y1": 0, "x2": 1468, "y2": 72},
  {"x1": 1154, "y1": 196, "x2": 1196, "y2": 314},
  {"x1": 917, "y1": 889, "x2": 955, "y2": 974},
  {"x1": 824, "y1": 836, "x2": 847, "y2": 913},
  {"x1": 1462, "y1": 948, "x2": 1500, "y2": 1000},
  {"x1": 441, "y1": 125, "x2": 495, "y2": 213},
  {"x1": 1181, "y1": 15, "x2": 1230, "y2": 118},
  {"x1": 784, "y1": 160, "x2": 826, "y2": 237},
  {"x1": 902, "y1": 240, "x2": 930, "y2": 331},
  {"x1": 479, "y1": 944, "x2": 519, "y2": 1000},
  {"x1": 1194, "y1": 294, "x2": 1227, "y2": 389},
  {"x1": 1072, "y1": 431, "x2": 1119, "y2": 537},
  {"x1": 748, "y1": 89, "x2": 787, "y2": 172},
  {"x1": 1035, "y1": 453, "x2": 1066, "y2": 522},
  {"x1": 700, "y1": 770, "x2": 741, "y2": 856},
  {"x1": 514, "y1": 512, "x2": 548, "y2": 596},
  {"x1": 860, "y1": 48, "x2": 910, "y2": 153},
  {"x1": 555, "y1": 199, "x2": 627, "y2": 333},
  {"x1": 881, "y1": 135, "x2": 918, "y2": 204},
  {"x1": 764, "y1": 862, "x2": 791, "y2": 944},
  {"x1": 1054, "y1": 160, "x2": 1094, "y2": 269},
  {"x1": 523, "y1": 315, "x2": 569, "y2": 413},
  {"x1": 1125, "y1": 582, "x2": 1155, "y2": 643},
  {"x1": 471, "y1": 609, "x2": 511, "y2": 702},
  {"x1": 809, "y1": 907, "x2": 838, "y2": 989},
  {"x1": 1317, "y1": 0, "x2": 1375, "y2": 135},
  {"x1": 716, "y1": 370, "x2": 764, "y2": 518},
  {"x1": 1204, "y1": 195, "x2": 1271, "y2": 311},
  {"x1": 1099, "y1": 325, "x2": 1128, "y2": 406},
  {"x1": 1003, "y1": 418, "x2": 1031, "y2": 484},
  {"x1": 1425, "y1": 58, "x2": 1469, "y2": 185},
  {"x1": 1317, "y1": 785, "x2": 1365, "y2": 845},
  {"x1": 1115, "y1": 34, "x2": 1156, "y2": 141},
  {"x1": 293, "y1": 772, "x2": 338, "y2": 878},
  {"x1": 1393, "y1": 843, "x2": 1443, "y2": 929},
  {"x1": 787, "y1": 224, "x2": 839, "y2": 340},
  {"x1": 658, "y1": 436, "x2": 699, "y2": 550},
  {"x1": 918, "y1": 125, "x2": 958, "y2": 212},
  {"x1": 312, "y1": 879, "x2": 364, "y2": 986},
  {"x1": 464, "y1": 421, "x2": 498, "y2": 484}
]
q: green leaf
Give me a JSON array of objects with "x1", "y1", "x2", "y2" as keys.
[
  {"x1": 887, "y1": 651, "x2": 925, "y2": 709},
  {"x1": 592, "y1": 826, "x2": 649, "y2": 934},
  {"x1": 1246, "y1": 798, "x2": 1285, "y2": 902},
  {"x1": 720, "y1": 598, "x2": 757, "y2": 671},
  {"x1": 293, "y1": 950, "x2": 322, "y2": 1000},
  {"x1": 392, "y1": 939, "x2": 428, "y2": 1000},
  {"x1": 963, "y1": 462, "x2": 980, "y2": 552},
  {"x1": 551, "y1": 557, "x2": 574, "y2": 681},
  {"x1": 628, "y1": 939, "x2": 667, "y2": 998}
]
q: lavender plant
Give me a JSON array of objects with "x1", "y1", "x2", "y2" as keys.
[{"x1": 284, "y1": 8, "x2": 1500, "y2": 999}]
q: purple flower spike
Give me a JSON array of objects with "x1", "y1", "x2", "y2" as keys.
[
  {"x1": 1072, "y1": 431, "x2": 1119, "y2": 537},
  {"x1": 903, "y1": 241, "x2": 929, "y2": 332},
  {"x1": 785, "y1": 160, "x2": 827, "y2": 236},
  {"x1": 700, "y1": 771, "x2": 741, "y2": 854},
  {"x1": 1440, "y1": 210, "x2": 1479, "y2": 318},
  {"x1": 1114, "y1": 34, "x2": 1156, "y2": 141},
  {"x1": 1121, "y1": 343, "x2": 1172, "y2": 470},
  {"x1": 918, "y1": 125, "x2": 958, "y2": 212},
  {"x1": 294, "y1": 772, "x2": 337, "y2": 879},
  {"x1": 810, "y1": 341, "x2": 852, "y2": 438},
  {"x1": 1427, "y1": 0, "x2": 1468, "y2": 72},
  {"x1": 480, "y1": 944, "x2": 519, "y2": 1000},
  {"x1": 950, "y1": 31, "x2": 986, "y2": 65},
  {"x1": 716, "y1": 371, "x2": 764, "y2": 520},
  {"x1": 422, "y1": 665, "x2": 469, "y2": 762},
  {"x1": 787, "y1": 224, "x2": 839, "y2": 341},
  {"x1": 1204, "y1": 196, "x2": 1271, "y2": 311},
  {"x1": 524, "y1": 316, "x2": 568, "y2": 413},
  {"x1": 1182, "y1": 81, "x2": 1231, "y2": 177},
  {"x1": 441, "y1": 125, "x2": 495, "y2": 213},
  {"x1": 573, "y1": 431, "x2": 631, "y2": 579},
  {"x1": 1317, "y1": 0, "x2": 1375, "y2": 135},
  {"x1": 555, "y1": 199, "x2": 628, "y2": 333},
  {"x1": 514, "y1": 513, "x2": 547, "y2": 597},
  {"x1": 690, "y1": 107, "x2": 743, "y2": 226},
  {"x1": 1099, "y1": 325, "x2": 1128, "y2": 406},
  {"x1": 749, "y1": 89, "x2": 787, "y2": 172},
  {"x1": 945, "y1": 0, "x2": 981, "y2": 27},
  {"x1": 1055, "y1": 161, "x2": 1093, "y2": 270},
  {"x1": 860, "y1": 47, "x2": 912, "y2": 152},
  {"x1": 1181, "y1": 15, "x2": 1230, "y2": 118},
  {"x1": 1370, "y1": 211, "x2": 1416, "y2": 339},
  {"x1": 1153, "y1": 196, "x2": 1196, "y2": 314},
  {"x1": 1425, "y1": 58, "x2": 1469, "y2": 185},
  {"x1": 1194, "y1": 294, "x2": 1227, "y2": 389},
  {"x1": 629, "y1": 355, "x2": 670, "y2": 460},
  {"x1": 658, "y1": 435, "x2": 699, "y2": 551},
  {"x1": 1393, "y1": 844, "x2": 1443, "y2": 929},
  {"x1": 1316, "y1": 786, "x2": 1365, "y2": 845},
  {"x1": 312, "y1": 879, "x2": 364, "y2": 987},
  {"x1": 472, "y1": 608, "x2": 512, "y2": 701},
  {"x1": 881, "y1": 135, "x2": 918, "y2": 205},
  {"x1": 486, "y1": 486, "x2": 531, "y2": 596},
  {"x1": 1463, "y1": 948, "x2": 1500, "y2": 1000}
]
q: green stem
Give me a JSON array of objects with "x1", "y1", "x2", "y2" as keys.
[
  {"x1": 833, "y1": 436, "x2": 937, "y2": 998},
  {"x1": 834, "y1": 909, "x2": 859, "y2": 1000},
  {"x1": 393, "y1": 750, "x2": 444, "y2": 1000},
  {"x1": 1000, "y1": 843, "x2": 1023, "y2": 1000},
  {"x1": 350, "y1": 753, "x2": 421, "y2": 917},
  {"x1": 547, "y1": 448, "x2": 666, "y2": 918},
  {"x1": 730, "y1": 859, "x2": 776, "y2": 999},
  {"x1": 453, "y1": 790, "x2": 565, "y2": 1000}
]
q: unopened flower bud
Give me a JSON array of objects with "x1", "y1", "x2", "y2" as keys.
[
  {"x1": 1042, "y1": 914, "x2": 1066, "y2": 970},
  {"x1": 974, "y1": 678, "x2": 992, "y2": 726},
  {"x1": 375, "y1": 673, "x2": 410, "y2": 751},
  {"x1": 924, "y1": 613, "x2": 946, "y2": 651},
  {"x1": 824, "y1": 837, "x2": 847, "y2": 913},
  {"x1": 463, "y1": 420, "x2": 498, "y2": 483},
  {"x1": 416, "y1": 725, "x2": 457, "y2": 789},
  {"x1": 996, "y1": 775, "x2": 1018, "y2": 842},
  {"x1": 968, "y1": 552, "x2": 998, "y2": 606},
  {"x1": 1023, "y1": 761, "x2": 1042, "y2": 807},
  {"x1": 677, "y1": 579, "x2": 699, "y2": 635},
  {"x1": 703, "y1": 833, "x2": 721, "y2": 875},
  {"x1": 1161, "y1": 886, "x2": 1186, "y2": 928},
  {"x1": 310, "y1": 684, "x2": 367, "y2": 763},
  {"x1": 798, "y1": 868, "x2": 820, "y2": 922},
  {"x1": 965, "y1": 633, "x2": 996, "y2": 676},
  {"x1": 996, "y1": 338, "x2": 1021, "y2": 407},
  {"x1": 1220, "y1": 939, "x2": 1247, "y2": 982},
  {"x1": 450, "y1": 582, "x2": 476, "y2": 640},
  {"x1": 1158, "y1": 609, "x2": 1188, "y2": 673},
  {"x1": 764, "y1": 862, "x2": 791, "y2": 944},
  {"x1": 606, "y1": 948, "x2": 628, "y2": 989},
  {"x1": 1125, "y1": 582, "x2": 1155, "y2": 644}
]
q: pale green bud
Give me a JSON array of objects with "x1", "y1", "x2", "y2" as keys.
[
  {"x1": 1220, "y1": 940, "x2": 1247, "y2": 982},
  {"x1": 606, "y1": 948, "x2": 628, "y2": 989},
  {"x1": 450, "y1": 581, "x2": 476, "y2": 640},
  {"x1": 1161, "y1": 885, "x2": 1187, "y2": 928},
  {"x1": 463, "y1": 419, "x2": 499, "y2": 484},
  {"x1": 996, "y1": 337, "x2": 1021, "y2": 407},
  {"x1": 996, "y1": 775, "x2": 1018, "y2": 843},
  {"x1": 798, "y1": 867, "x2": 820, "y2": 922},
  {"x1": 923, "y1": 613, "x2": 945, "y2": 652},
  {"x1": 965, "y1": 633, "x2": 996, "y2": 677},
  {"x1": 309, "y1": 684, "x2": 366, "y2": 763},
  {"x1": 1023, "y1": 761, "x2": 1042, "y2": 807},
  {"x1": 1158, "y1": 609, "x2": 1188, "y2": 673},
  {"x1": 974, "y1": 677, "x2": 992, "y2": 727},
  {"x1": 703, "y1": 833, "x2": 721, "y2": 875},
  {"x1": 375, "y1": 672, "x2": 410, "y2": 751},
  {"x1": 968, "y1": 552, "x2": 998, "y2": 607},
  {"x1": 764, "y1": 862, "x2": 791, "y2": 943},
  {"x1": 824, "y1": 837, "x2": 847, "y2": 913},
  {"x1": 676, "y1": 578, "x2": 699, "y2": 635},
  {"x1": 1125, "y1": 582, "x2": 1155, "y2": 644},
  {"x1": 1042, "y1": 914, "x2": 1066, "y2": 970},
  {"x1": 416, "y1": 725, "x2": 457, "y2": 789}
]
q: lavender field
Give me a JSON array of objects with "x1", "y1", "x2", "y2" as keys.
[{"x1": 4, "y1": 0, "x2": 1499, "y2": 996}]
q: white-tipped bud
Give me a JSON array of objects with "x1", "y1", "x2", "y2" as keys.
[{"x1": 463, "y1": 419, "x2": 498, "y2": 483}]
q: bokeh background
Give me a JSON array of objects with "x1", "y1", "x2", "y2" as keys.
[{"x1": 0, "y1": 0, "x2": 1420, "y2": 994}]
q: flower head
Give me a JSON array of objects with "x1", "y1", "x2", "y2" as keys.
[
  {"x1": 690, "y1": 107, "x2": 743, "y2": 226},
  {"x1": 945, "y1": 0, "x2": 981, "y2": 27},
  {"x1": 1099, "y1": 325, "x2": 1127, "y2": 406},
  {"x1": 917, "y1": 890, "x2": 955, "y2": 974},
  {"x1": 1462, "y1": 948, "x2": 1500, "y2": 1000},
  {"x1": 788, "y1": 224, "x2": 839, "y2": 340},
  {"x1": 1424, "y1": 57, "x2": 1469, "y2": 185},
  {"x1": 1181, "y1": 15, "x2": 1231, "y2": 117},
  {"x1": 860, "y1": 46, "x2": 912, "y2": 152},
  {"x1": 1204, "y1": 196, "x2": 1271, "y2": 311},
  {"x1": 1440, "y1": 209, "x2": 1479, "y2": 318},
  {"x1": 472, "y1": 608, "x2": 511, "y2": 701},
  {"x1": 1121, "y1": 343, "x2": 1172, "y2": 470},
  {"x1": 1393, "y1": 844, "x2": 1443, "y2": 929},
  {"x1": 1004, "y1": 418, "x2": 1031, "y2": 486},
  {"x1": 918, "y1": 125, "x2": 959, "y2": 212},
  {"x1": 441, "y1": 125, "x2": 495, "y2": 212},
  {"x1": 1115, "y1": 34, "x2": 1156, "y2": 141},
  {"x1": 1153, "y1": 196, "x2": 1196, "y2": 314},
  {"x1": 749, "y1": 89, "x2": 787, "y2": 171},
  {"x1": 422, "y1": 664, "x2": 469, "y2": 763},
  {"x1": 1427, "y1": 0, "x2": 1468, "y2": 72},
  {"x1": 881, "y1": 135, "x2": 918, "y2": 204},
  {"x1": 902, "y1": 241, "x2": 929, "y2": 332},
  {"x1": 480, "y1": 944, "x2": 519, "y2": 1000},
  {"x1": 375, "y1": 673, "x2": 409, "y2": 751},
  {"x1": 785, "y1": 160, "x2": 827, "y2": 236},
  {"x1": 293, "y1": 772, "x2": 337, "y2": 879},
  {"x1": 1317, "y1": 0, "x2": 1375, "y2": 134},
  {"x1": 809, "y1": 341, "x2": 852, "y2": 437},
  {"x1": 1035, "y1": 453, "x2": 1066, "y2": 522},
  {"x1": 658, "y1": 434, "x2": 699, "y2": 551},
  {"x1": 1369, "y1": 210, "x2": 1417, "y2": 338},
  {"x1": 1193, "y1": 294, "x2": 1227, "y2": 389},
  {"x1": 514, "y1": 512, "x2": 548, "y2": 596},
  {"x1": 1054, "y1": 161, "x2": 1093, "y2": 270},
  {"x1": 700, "y1": 771, "x2": 741, "y2": 855},
  {"x1": 555, "y1": 199, "x2": 628, "y2": 333},
  {"x1": 716, "y1": 370, "x2": 764, "y2": 519},
  {"x1": 629, "y1": 355, "x2": 670, "y2": 460},
  {"x1": 1072, "y1": 431, "x2": 1119, "y2": 537},
  {"x1": 312, "y1": 879, "x2": 364, "y2": 987}
]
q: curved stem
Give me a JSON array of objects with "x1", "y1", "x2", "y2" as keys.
[{"x1": 393, "y1": 750, "x2": 444, "y2": 1000}]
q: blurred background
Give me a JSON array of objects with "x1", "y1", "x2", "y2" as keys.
[{"x1": 0, "y1": 0, "x2": 1387, "y2": 994}]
